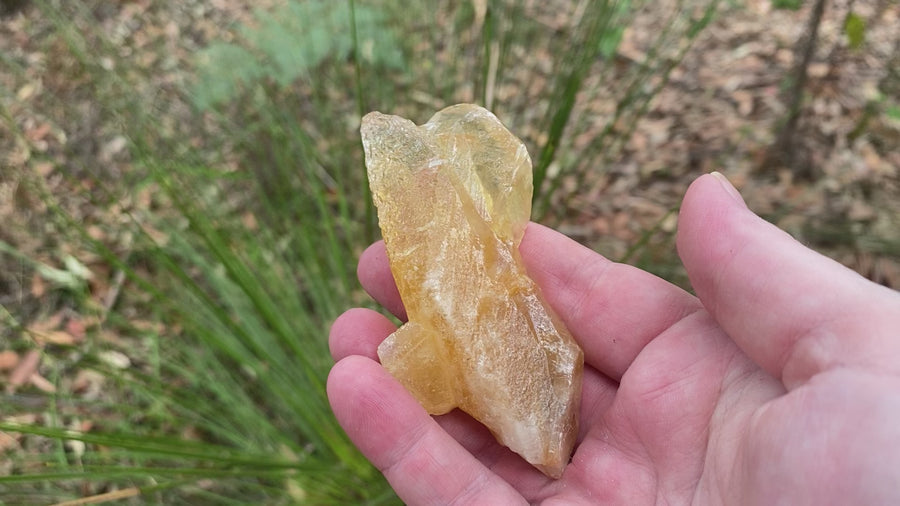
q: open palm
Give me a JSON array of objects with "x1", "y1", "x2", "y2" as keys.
[{"x1": 328, "y1": 173, "x2": 900, "y2": 505}]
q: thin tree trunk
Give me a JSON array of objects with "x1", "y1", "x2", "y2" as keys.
[
  {"x1": 878, "y1": 34, "x2": 900, "y2": 97},
  {"x1": 766, "y1": 0, "x2": 828, "y2": 177}
]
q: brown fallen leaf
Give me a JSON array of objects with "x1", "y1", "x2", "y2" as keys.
[
  {"x1": 30, "y1": 272, "x2": 47, "y2": 298},
  {"x1": 7, "y1": 349, "x2": 41, "y2": 392},
  {"x1": 0, "y1": 350, "x2": 19, "y2": 371},
  {"x1": 33, "y1": 161, "x2": 55, "y2": 177},
  {"x1": 732, "y1": 89, "x2": 755, "y2": 116},
  {"x1": 27, "y1": 311, "x2": 65, "y2": 333},
  {"x1": 241, "y1": 211, "x2": 258, "y2": 230},
  {"x1": 50, "y1": 487, "x2": 140, "y2": 506},
  {"x1": 65, "y1": 317, "x2": 87, "y2": 340},
  {"x1": 0, "y1": 431, "x2": 20, "y2": 452},
  {"x1": 29, "y1": 373, "x2": 57, "y2": 393},
  {"x1": 29, "y1": 328, "x2": 80, "y2": 346},
  {"x1": 25, "y1": 122, "x2": 52, "y2": 143}
]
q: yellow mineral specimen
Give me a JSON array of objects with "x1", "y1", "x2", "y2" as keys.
[{"x1": 361, "y1": 104, "x2": 584, "y2": 479}]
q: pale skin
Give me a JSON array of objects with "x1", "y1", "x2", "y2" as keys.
[{"x1": 327, "y1": 172, "x2": 900, "y2": 505}]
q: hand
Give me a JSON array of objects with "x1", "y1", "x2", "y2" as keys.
[{"x1": 327, "y1": 172, "x2": 900, "y2": 505}]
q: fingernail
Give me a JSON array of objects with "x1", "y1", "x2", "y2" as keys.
[{"x1": 710, "y1": 171, "x2": 745, "y2": 206}]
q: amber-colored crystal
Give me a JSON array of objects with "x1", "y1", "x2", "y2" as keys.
[{"x1": 360, "y1": 104, "x2": 583, "y2": 479}]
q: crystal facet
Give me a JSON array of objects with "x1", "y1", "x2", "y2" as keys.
[{"x1": 361, "y1": 104, "x2": 584, "y2": 479}]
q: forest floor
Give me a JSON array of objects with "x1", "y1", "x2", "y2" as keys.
[
  {"x1": 1, "y1": 0, "x2": 899, "y2": 488},
  {"x1": 569, "y1": 0, "x2": 900, "y2": 287}
]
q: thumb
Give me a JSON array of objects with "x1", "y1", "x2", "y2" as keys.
[{"x1": 676, "y1": 173, "x2": 900, "y2": 389}]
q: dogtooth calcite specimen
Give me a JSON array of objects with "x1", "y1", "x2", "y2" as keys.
[{"x1": 360, "y1": 103, "x2": 584, "y2": 478}]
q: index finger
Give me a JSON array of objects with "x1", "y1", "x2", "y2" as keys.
[{"x1": 358, "y1": 222, "x2": 701, "y2": 380}]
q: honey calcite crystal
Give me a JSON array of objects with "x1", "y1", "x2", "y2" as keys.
[{"x1": 360, "y1": 104, "x2": 584, "y2": 479}]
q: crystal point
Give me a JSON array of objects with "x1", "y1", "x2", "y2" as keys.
[{"x1": 361, "y1": 104, "x2": 584, "y2": 479}]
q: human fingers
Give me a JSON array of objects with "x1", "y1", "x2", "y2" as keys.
[
  {"x1": 329, "y1": 308, "x2": 396, "y2": 361},
  {"x1": 424, "y1": 367, "x2": 626, "y2": 501},
  {"x1": 520, "y1": 223, "x2": 702, "y2": 381},
  {"x1": 328, "y1": 309, "x2": 542, "y2": 482},
  {"x1": 405, "y1": 366, "x2": 618, "y2": 501},
  {"x1": 327, "y1": 356, "x2": 528, "y2": 505},
  {"x1": 328, "y1": 310, "x2": 549, "y2": 489},
  {"x1": 329, "y1": 308, "x2": 619, "y2": 455},
  {"x1": 357, "y1": 241, "x2": 407, "y2": 321},
  {"x1": 358, "y1": 224, "x2": 702, "y2": 381},
  {"x1": 676, "y1": 172, "x2": 900, "y2": 388}
]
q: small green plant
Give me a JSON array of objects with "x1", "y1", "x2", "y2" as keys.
[
  {"x1": 887, "y1": 104, "x2": 900, "y2": 121},
  {"x1": 844, "y1": 11, "x2": 866, "y2": 50},
  {"x1": 772, "y1": 0, "x2": 803, "y2": 10},
  {"x1": 192, "y1": 0, "x2": 405, "y2": 109}
]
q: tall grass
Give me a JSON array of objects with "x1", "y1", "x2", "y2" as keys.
[{"x1": 0, "y1": 0, "x2": 719, "y2": 502}]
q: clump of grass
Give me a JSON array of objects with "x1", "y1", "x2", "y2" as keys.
[{"x1": 0, "y1": 0, "x2": 720, "y2": 502}]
